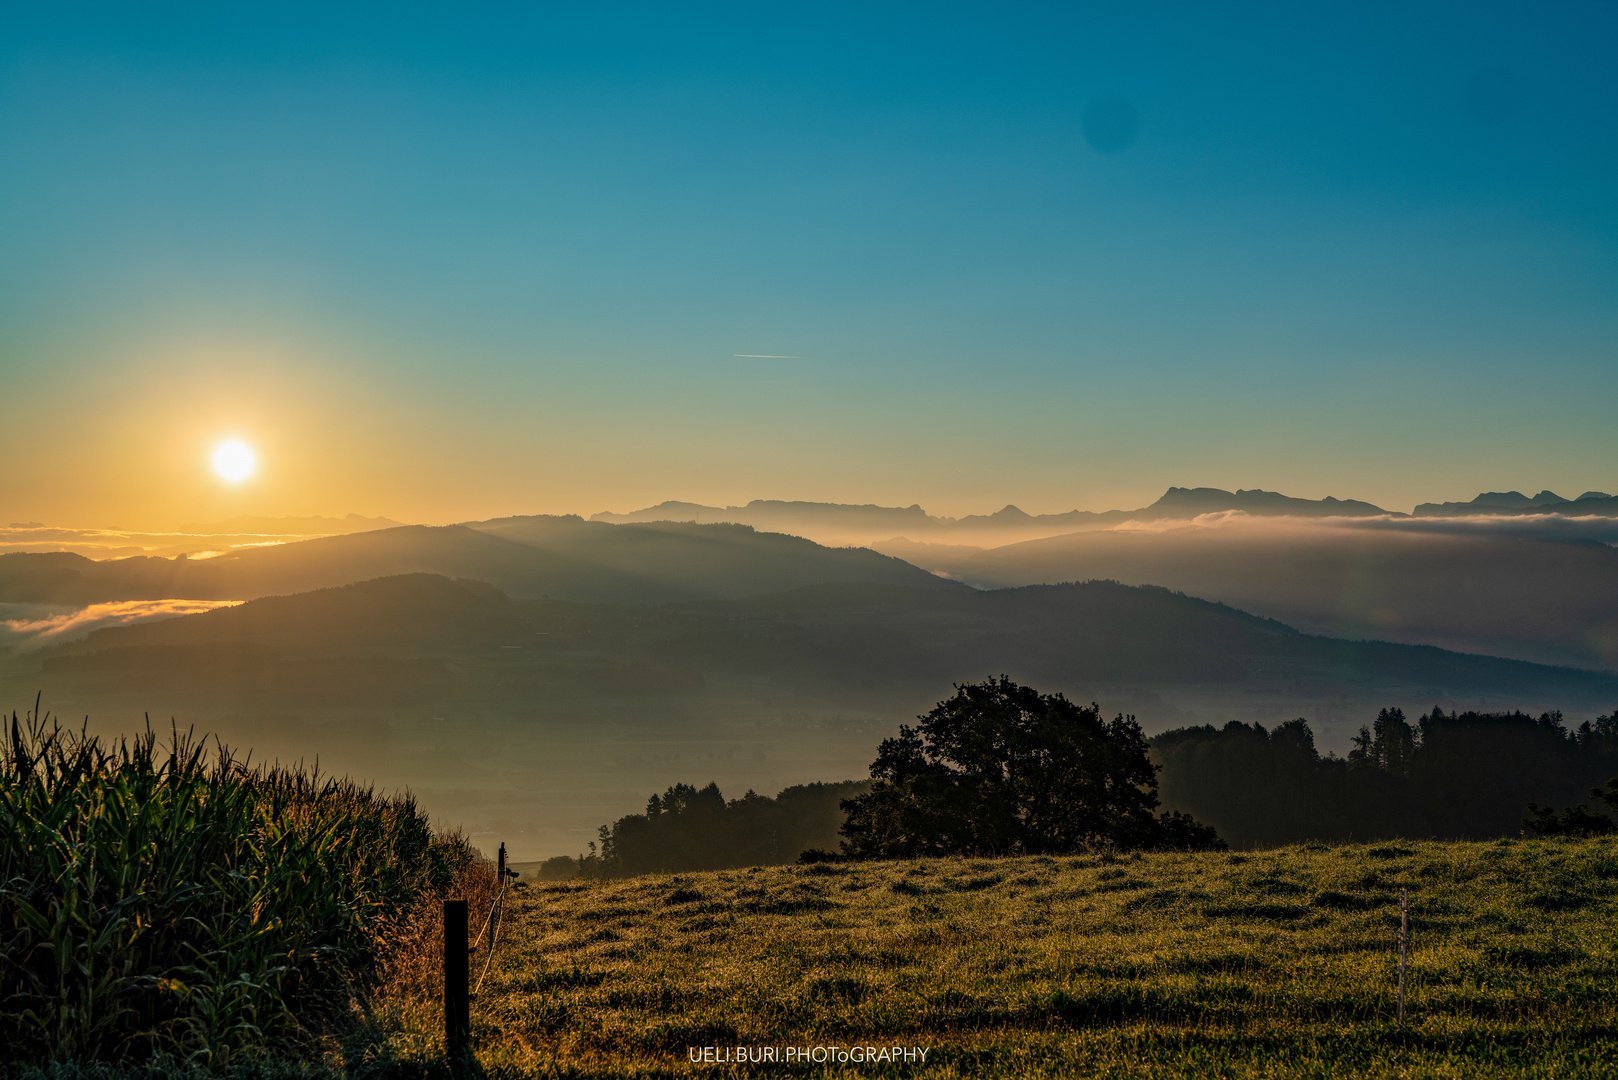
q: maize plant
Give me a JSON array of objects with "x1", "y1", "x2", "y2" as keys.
[{"x1": 0, "y1": 701, "x2": 463, "y2": 1064}]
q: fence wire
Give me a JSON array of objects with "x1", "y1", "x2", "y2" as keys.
[{"x1": 471, "y1": 851, "x2": 514, "y2": 1000}]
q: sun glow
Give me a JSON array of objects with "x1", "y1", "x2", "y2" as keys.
[{"x1": 212, "y1": 440, "x2": 256, "y2": 483}]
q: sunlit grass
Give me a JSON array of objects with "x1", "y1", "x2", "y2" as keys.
[{"x1": 357, "y1": 837, "x2": 1618, "y2": 1077}]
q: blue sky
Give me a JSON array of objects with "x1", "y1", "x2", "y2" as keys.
[{"x1": 2, "y1": 3, "x2": 1615, "y2": 526}]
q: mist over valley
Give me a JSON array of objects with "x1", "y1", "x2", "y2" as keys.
[{"x1": 6, "y1": 485, "x2": 1616, "y2": 859}]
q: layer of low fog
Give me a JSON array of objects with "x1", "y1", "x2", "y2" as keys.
[
  {"x1": 1, "y1": 600, "x2": 243, "y2": 649},
  {"x1": 877, "y1": 512, "x2": 1618, "y2": 669}
]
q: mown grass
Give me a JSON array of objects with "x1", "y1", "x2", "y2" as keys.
[{"x1": 352, "y1": 838, "x2": 1618, "y2": 1078}]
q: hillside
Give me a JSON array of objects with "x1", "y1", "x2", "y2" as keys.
[
  {"x1": 459, "y1": 515, "x2": 956, "y2": 601},
  {"x1": 367, "y1": 839, "x2": 1618, "y2": 1077},
  {"x1": 42, "y1": 574, "x2": 1618, "y2": 706},
  {"x1": 0, "y1": 518, "x2": 958, "y2": 607},
  {"x1": 653, "y1": 580, "x2": 1618, "y2": 701}
]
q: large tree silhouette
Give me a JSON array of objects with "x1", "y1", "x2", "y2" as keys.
[{"x1": 839, "y1": 677, "x2": 1223, "y2": 857}]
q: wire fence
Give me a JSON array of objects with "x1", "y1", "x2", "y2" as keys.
[
  {"x1": 447, "y1": 841, "x2": 519, "y2": 1060},
  {"x1": 473, "y1": 842, "x2": 516, "y2": 998}
]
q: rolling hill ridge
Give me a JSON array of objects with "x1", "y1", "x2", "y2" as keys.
[
  {"x1": 41, "y1": 573, "x2": 1618, "y2": 709},
  {"x1": 0, "y1": 518, "x2": 957, "y2": 607}
]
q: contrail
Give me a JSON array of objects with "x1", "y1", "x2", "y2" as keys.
[{"x1": 733, "y1": 354, "x2": 799, "y2": 358}]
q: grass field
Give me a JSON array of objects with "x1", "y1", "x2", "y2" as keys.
[{"x1": 354, "y1": 837, "x2": 1618, "y2": 1078}]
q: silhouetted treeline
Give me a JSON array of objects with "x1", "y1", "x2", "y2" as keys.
[
  {"x1": 1154, "y1": 707, "x2": 1618, "y2": 848},
  {"x1": 548, "y1": 705, "x2": 1618, "y2": 874},
  {"x1": 562, "y1": 780, "x2": 870, "y2": 878}
]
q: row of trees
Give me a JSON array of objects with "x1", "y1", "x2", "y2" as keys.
[
  {"x1": 561, "y1": 679, "x2": 1223, "y2": 877},
  {"x1": 1153, "y1": 705, "x2": 1618, "y2": 847},
  {"x1": 548, "y1": 779, "x2": 868, "y2": 879},
  {"x1": 559, "y1": 684, "x2": 1618, "y2": 876}
]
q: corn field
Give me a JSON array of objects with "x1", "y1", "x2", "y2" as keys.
[{"x1": 0, "y1": 702, "x2": 466, "y2": 1065}]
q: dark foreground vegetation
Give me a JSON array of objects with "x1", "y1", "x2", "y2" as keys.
[
  {"x1": 8, "y1": 682, "x2": 1618, "y2": 1076},
  {"x1": 0, "y1": 703, "x2": 482, "y2": 1066}
]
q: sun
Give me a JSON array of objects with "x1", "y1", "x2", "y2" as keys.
[{"x1": 212, "y1": 440, "x2": 257, "y2": 483}]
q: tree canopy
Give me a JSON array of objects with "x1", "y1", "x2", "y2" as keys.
[{"x1": 839, "y1": 677, "x2": 1224, "y2": 857}]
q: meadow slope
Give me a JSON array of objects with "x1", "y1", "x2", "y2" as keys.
[{"x1": 363, "y1": 838, "x2": 1618, "y2": 1078}]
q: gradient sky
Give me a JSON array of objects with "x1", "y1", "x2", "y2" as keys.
[{"x1": 2, "y1": 2, "x2": 1615, "y2": 528}]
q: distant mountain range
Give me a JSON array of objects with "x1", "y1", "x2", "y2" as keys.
[
  {"x1": 11, "y1": 483, "x2": 1614, "y2": 563},
  {"x1": 7, "y1": 487, "x2": 1618, "y2": 672},
  {"x1": 1414, "y1": 490, "x2": 1618, "y2": 517},
  {"x1": 592, "y1": 487, "x2": 1400, "y2": 546},
  {"x1": 592, "y1": 484, "x2": 1618, "y2": 546}
]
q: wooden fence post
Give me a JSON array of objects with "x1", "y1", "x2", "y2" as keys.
[
  {"x1": 444, "y1": 898, "x2": 470, "y2": 1061},
  {"x1": 1397, "y1": 887, "x2": 1408, "y2": 1028},
  {"x1": 493, "y1": 843, "x2": 506, "y2": 953}
]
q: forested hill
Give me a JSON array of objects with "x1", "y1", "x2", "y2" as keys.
[
  {"x1": 38, "y1": 574, "x2": 1618, "y2": 709},
  {"x1": 653, "y1": 581, "x2": 1618, "y2": 702}
]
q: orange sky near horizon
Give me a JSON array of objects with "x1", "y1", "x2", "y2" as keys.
[
  {"x1": 6, "y1": 325, "x2": 1613, "y2": 534},
  {"x1": 4, "y1": 7, "x2": 1617, "y2": 535}
]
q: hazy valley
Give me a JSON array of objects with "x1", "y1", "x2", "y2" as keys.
[{"x1": 5, "y1": 489, "x2": 1617, "y2": 860}]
